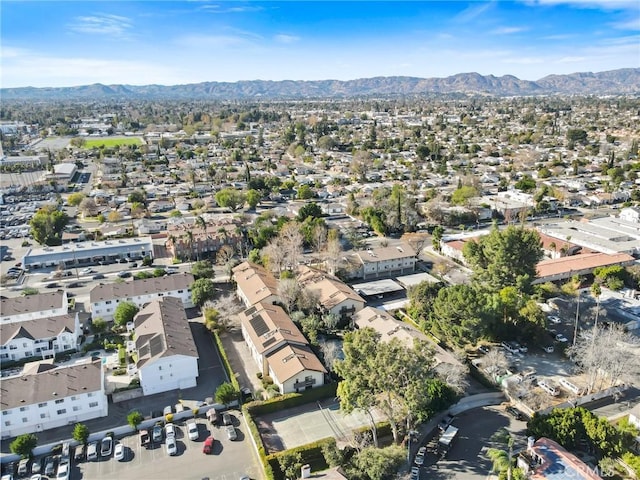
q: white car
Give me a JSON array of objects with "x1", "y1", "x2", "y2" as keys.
[
  {"x1": 548, "y1": 315, "x2": 561, "y2": 324},
  {"x1": 55, "y1": 462, "x2": 69, "y2": 480},
  {"x1": 114, "y1": 442, "x2": 125, "y2": 461},
  {"x1": 187, "y1": 420, "x2": 199, "y2": 441},
  {"x1": 165, "y1": 423, "x2": 176, "y2": 438},
  {"x1": 555, "y1": 334, "x2": 569, "y2": 343},
  {"x1": 80, "y1": 267, "x2": 94, "y2": 275},
  {"x1": 225, "y1": 425, "x2": 237, "y2": 441},
  {"x1": 414, "y1": 446, "x2": 426, "y2": 466},
  {"x1": 165, "y1": 435, "x2": 178, "y2": 456}
]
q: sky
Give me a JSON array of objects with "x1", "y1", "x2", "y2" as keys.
[{"x1": 1, "y1": 0, "x2": 639, "y2": 88}]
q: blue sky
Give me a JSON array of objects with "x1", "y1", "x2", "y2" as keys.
[{"x1": 1, "y1": 1, "x2": 639, "y2": 88}]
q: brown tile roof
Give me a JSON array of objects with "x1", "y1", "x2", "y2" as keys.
[
  {"x1": 266, "y1": 343, "x2": 326, "y2": 382},
  {"x1": 239, "y1": 302, "x2": 308, "y2": 354},
  {"x1": 89, "y1": 273, "x2": 194, "y2": 303},
  {"x1": 0, "y1": 358, "x2": 103, "y2": 410},
  {"x1": 297, "y1": 265, "x2": 365, "y2": 310},
  {"x1": 0, "y1": 292, "x2": 67, "y2": 319},
  {"x1": 0, "y1": 313, "x2": 77, "y2": 343},
  {"x1": 232, "y1": 262, "x2": 280, "y2": 306},
  {"x1": 353, "y1": 307, "x2": 426, "y2": 347},
  {"x1": 134, "y1": 297, "x2": 198, "y2": 368},
  {"x1": 536, "y1": 252, "x2": 635, "y2": 279}
]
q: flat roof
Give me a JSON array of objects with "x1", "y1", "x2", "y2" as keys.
[
  {"x1": 396, "y1": 272, "x2": 442, "y2": 288},
  {"x1": 537, "y1": 219, "x2": 640, "y2": 255},
  {"x1": 23, "y1": 237, "x2": 154, "y2": 265},
  {"x1": 351, "y1": 279, "x2": 404, "y2": 296}
]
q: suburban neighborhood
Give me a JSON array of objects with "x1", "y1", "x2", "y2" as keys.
[{"x1": 1, "y1": 85, "x2": 640, "y2": 480}]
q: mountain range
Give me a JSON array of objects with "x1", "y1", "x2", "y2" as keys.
[{"x1": 3, "y1": 68, "x2": 639, "y2": 100}]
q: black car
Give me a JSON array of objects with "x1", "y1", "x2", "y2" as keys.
[
  {"x1": 46, "y1": 282, "x2": 61, "y2": 289},
  {"x1": 506, "y1": 406, "x2": 524, "y2": 420},
  {"x1": 93, "y1": 273, "x2": 106, "y2": 280}
]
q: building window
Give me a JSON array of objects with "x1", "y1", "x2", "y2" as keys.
[
  {"x1": 158, "y1": 366, "x2": 162, "y2": 371},
  {"x1": 73, "y1": 406, "x2": 81, "y2": 412},
  {"x1": 106, "y1": 300, "x2": 112, "y2": 305},
  {"x1": 57, "y1": 409, "x2": 66, "y2": 415},
  {"x1": 4, "y1": 421, "x2": 10, "y2": 426},
  {"x1": 177, "y1": 290, "x2": 184, "y2": 293},
  {"x1": 38, "y1": 402, "x2": 47, "y2": 408},
  {"x1": 89, "y1": 402, "x2": 98, "y2": 408},
  {"x1": 40, "y1": 414, "x2": 46, "y2": 419},
  {"x1": 1, "y1": 411, "x2": 7, "y2": 416},
  {"x1": 71, "y1": 396, "x2": 77, "y2": 401},
  {"x1": 19, "y1": 406, "x2": 28, "y2": 412},
  {"x1": 55, "y1": 399, "x2": 64, "y2": 404},
  {"x1": 87, "y1": 392, "x2": 95, "y2": 397},
  {"x1": 22, "y1": 418, "x2": 28, "y2": 423}
]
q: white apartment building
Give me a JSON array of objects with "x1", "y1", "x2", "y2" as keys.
[
  {"x1": 0, "y1": 313, "x2": 81, "y2": 364},
  {"x1": 0, "y1": 291, "x2": 69, "y2": 324},
  {"x1": 0, "y1": 358, "x2": 107, "y2": 439},
  {"x1": 352, "y1": 244, "x2": 417, "y2": 280},
  {"x1": 90, "y1": 273, "x2": 194, "y2": 321},
  {"x1": 133, "y1": 297, "x2": 199, "y2": 396}
]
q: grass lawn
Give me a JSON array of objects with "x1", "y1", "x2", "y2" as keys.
[{"x1": 83, "y1": 137, "x2": 142, "y2": 148}]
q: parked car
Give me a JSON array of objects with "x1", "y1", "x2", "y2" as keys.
[
  {"x1": 541, "y1": 344, "x2": 554, "y2": 353},
  {"x1": 477, "y1": 345, "x2": 490, "y2": 354},
  {"x1": 555, "y1": 334, "x2": 569, "y2": 343},
  {"x1": 43, "y1": 456, "x2": 56, "y2": 475},
  {"x1": 30, "y1": 458, "x2": 41, "y2": 475},
  {"x1": 117, "y1": 271, "x2": 131, "y2": 278},
  {"x1": 114, "y1": 442, "x2": 125, "y2": 461},
  {"x1": 100, "y1": 436, "x2": 113, "y2": 457},
  {"x1": 17, "y1": 459, "x2": 29, "y2": 477},
  {"x1": 92, "y1": 273, "x2": 106, "y2": 280},
  {"x1": 165, "y1": 423, "x2": 176, "y2": 438},
  {"x1": 30, "y1": 475, "x2": 42, "y2": 480},
  {"x1": 202, "y1": 436, "x2": 215, "y2": 455},
  {"x1": 165, "y1": 436, "x2": 178, "y2": 456},
  {"x1": 74, "y1": 443, "x2": 85, "y2": 462},
  {"x1": 152, "y1": 423, "x2": 163, "y2": 443},
  {"x1": 80, "y1": 268, "x2": 93, "y2": 275},
  {"x1": 414, "y1": 446, "x2": 426, "y2": 466},
  {"x1": 222, "y1": 412, "x2": 232, "y2": 426},
  {"x1": 206, "y1": 409, "x2": 219, "y2": 425},
  {"x1": 548, "y1": 315, "x2": 561, "y2": 324},
  {"x1": 55, "y1": 461, "x2": 69, "y2": 480},
  {"x1": 187, "y1": 420, "x2": 199, "y2": 441},
  {"x1": 506, "y1": 406, "x2": 524, "y2": 420},
  {"x1": 410, "y1": 466, "x2": 420, "y2": 480},
  {"x1": 225, "y1": 425, "x2": 237, "y2": 441}
]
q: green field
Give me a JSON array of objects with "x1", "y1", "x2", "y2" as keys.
[{"x1": 82, "y1": 137, "x2": 143, "y2": 148}]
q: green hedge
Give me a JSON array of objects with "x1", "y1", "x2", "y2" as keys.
[
  {"x1": 242, "y1": 404, "x2": 275, "y2": 480},
  {"x1": 267, "y1": 438, "x2": 336, "y2": 480},
  {"x1": 352, "y1": 421, "x2": 392, "y2": 443},
  {"x1": 212, "y1": 331, "x2": 240, "y2": 391},
  {"x1": 246, "y1": 383, "x2": 337, "y2": 416}
]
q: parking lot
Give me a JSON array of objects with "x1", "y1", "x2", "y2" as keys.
[{"x1": 71, "y1": 412, "x2": 260, "y2": 480}]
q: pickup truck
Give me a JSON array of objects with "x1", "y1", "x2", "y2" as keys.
[{"x1": 139, "y1": 429, "x2": 150, "y2": 448}]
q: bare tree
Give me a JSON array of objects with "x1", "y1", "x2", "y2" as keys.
[
  {"x1": 311, "y1": 223, "x2": 328, "y2": 254},
  {"x1": 279, "y1": 222, "x2": 304, "y2": 271},
  {"x1": 278, "y1": 278, "x2": 301, "y2": 314},
  {"x1": 79, "y1": 197, "x2": 98, "y2": 217},
  {"x1": 262, "y1": 239, "x2": 286, "y2": 274},
  {"x1": 567, "y1": 323, "x2": 640, "y2": 393},
  {"x1": 434, "y1": 362, "x2": 469, "y2": 394},
  {"x1": 325, "y1": 230, "x2": 342, "y2": 275},
  {"x1": 482, "y1": 349, "x2": 510, "y2": 375},
  {"x1": 320, "y1": 340, "x2": 342, "y2": 371}
]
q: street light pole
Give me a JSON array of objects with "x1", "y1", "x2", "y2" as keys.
[{"x1": 572, "y1": 290, "x2": 580, "y2": 347}]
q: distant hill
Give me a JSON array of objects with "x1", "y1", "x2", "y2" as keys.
[{"x1": 2, "y1": 68, "x2": 639, "y2": 100}]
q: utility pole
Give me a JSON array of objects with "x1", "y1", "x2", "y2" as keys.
[{"x1": 572, "y1": 290, "x2": 580, "y2": 346}]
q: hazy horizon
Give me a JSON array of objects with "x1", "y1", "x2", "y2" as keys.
[{"x1": 2, "y1": 0, "x2": 639, "y2": 89}]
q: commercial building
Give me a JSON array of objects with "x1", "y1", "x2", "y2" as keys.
[
  {"x1": 22, "y1": 237, "x2": 154, "y2": 271},
  {"x1": 534, "y1": 252, "x2": 636, "y2": 284},
  {"x1": 89, "y1": 273, "x2": 195, "y2": 321},
  {"x1": 133, "y1": 297, "x2": 199, "y2": 396},
  {"x1": 0, "y1": 358, "x2": 107, "y2": 439}
]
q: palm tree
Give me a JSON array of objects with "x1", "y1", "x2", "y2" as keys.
[
  {"x1": 184, "y1": 230, "x2": 195, "y2": 262},
  {"x1": 487, "y1": 429, "x2": 515, "y2": 480}
]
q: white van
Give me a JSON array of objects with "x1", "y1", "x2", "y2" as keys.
[
  {"x1": 538, "y1": 380, "x2": 560, "y2": 396},
  {"x1": 501, "y1": 341, "x2": 520, "y2": 354},
  {"x1": 559, "y1": 378, "x2": 585, "y2": 396}
]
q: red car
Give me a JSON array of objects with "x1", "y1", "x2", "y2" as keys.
[{"x1": 202, "y1": 436, "x2": 215, "y2": 455}]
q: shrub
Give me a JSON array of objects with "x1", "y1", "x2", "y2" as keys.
[{"x1": 256, "y1": 372, "x2": 263, "y2": 380}]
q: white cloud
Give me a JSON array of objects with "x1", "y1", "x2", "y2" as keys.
[
  {"x1": 522, "y1": 0, "x2": 637, "y2": 10},
  {"x1": 175, "y1": 34, "x2": 254, "y2": 48},
  {"x1": 0, "y1": 46, "x2": 30, "y2": 59},
  {"x1": 490, "y1": 26, "x2": 528, "y2": 34},
  {"x1": 610, "y1": 17, "x2": 640, "y2": 30},
  {"x1": 274, "y1": 34, "x2": 300, "y2": 44},
  {"x1": 67, "y1": 13, "x2": 133, "y2": 38},
  {"x1": 199, "y1": 4, "x2": 264, "y2": 13},
  {"x1": 454, "y1": 2, "x2": 495, "y2": 23},
  {"x1": 555, "y1": 56, "x2": 588, "y2": 63}
]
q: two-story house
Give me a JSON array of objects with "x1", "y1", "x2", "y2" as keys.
[
  {"x1": 0, "y1": 291, "x2": 68, "y2": 324},
  {"x1": 0, "y1": 358, "x2": 107, "y2": 439},
  {"x1": 296, "y1": 265, "x2": 365, "y2": 323},
  {"x1": 0, "y1": 313, "x2": 81, "y2": 364},
  {"x1": 239, "y1": 302, "x2": 326, "y2": 394},
  {"x1": 89, "y1": 273, "x2": 194, "y2": 321},
  {"x1": 133, "y1": 297, "x2": 199, "y2": 396},
  {"x1": 350, "y1": 244, "x2": 417, "y2": 280},
  {"x1": 232, "y1": 262, "x2": 280, "y2": 308}
]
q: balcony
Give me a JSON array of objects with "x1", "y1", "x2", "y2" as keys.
[{"x1": 293, "y1": 377, "x2": 317, "y2": 390}]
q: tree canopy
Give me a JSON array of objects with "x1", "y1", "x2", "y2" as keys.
[
  {"x1": 215, "y1": 188, "x2": 246, "y2": 212},
  {"x1": 463, "y1": 224, "x2": 543, "y2": 292},
  {"x1": 191, "y1": 260, "x2": 215, "y2": 279},
  {"x1": 10, "y1": 433, "x2": 37, "y2": 458},
  {"x1": 114, "y1": 301, "x2": 139, "y2": 327},
  {"x1": 72, "y1": 423, "x2": 90, "y2": 445},
  {"x1": 191, "y1": 278, "x2": 216, "y2": 306},
  {"x1": 29, "y1": 205, "x2": 70, "y2": 246},
  {"x1": 215, "y1": 382, "x2": 237, "y2": 405}
]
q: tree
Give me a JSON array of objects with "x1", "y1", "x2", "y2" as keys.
[
  {"x1": 297, "y1": 202, "x2": 322, "y2": 222},
  {"x1": 296, "y1": 184, "x2": 315, "y2": 200},
  {"x1": 246, "y1": 189, "x2": 261, "y2": 210},
  {"x1": 113, "y1": 301, "x2": 139, "y2": 327},
  {"x1": 215, "y1": 188, "x2": 246, "y2": 212},
  {"x1": 278, "y1": 278, "x2": 301, "y2": 313},
  {"x1": 451, "y1": 185, "x2": 478, "y2": 206},
  {"x1": 72, "y1": 423, "x2": 90, "y2": 445},
  {"x1": 463, "y1": 224, "x2": 543, "y2": 292},
  {"x1": 30, "y1": 205, "x2": 70, "y2": 246},
  {"x1": 67, "y1": 192, "x2": 85, "y2": 206},
  {"x1": 430, "y1": 285, "x2": 488, "y2": 345},
  {"x1": 78, "y1": 197, "x2": 98, "y2": 217},
  {"x1": 127, "y1": 190, "x2": 147, "y2": 205},
  {"x1": 191, "y1": 260, "x2": 215, "y2": 279},
  {"x1": 431, "y1": 225, "x2": 444, "y2": 252},
  {"x1": 279, "y1": 222, "x2": 304, "y2": 271},
  {"x1": 191, "y1": 278, "x2": 216, "y2": 307},
  {"x1": 127, "y1": 411, "x2": 144, "y2": 430},
  {"x1": 10, "y1": 433, "x2": 37, "y2": 459},
  {"x1": 215, "y1": 382, "x2": 238, "y2": 405},
  {"x1": 107, "y1": 210, "x2": 122, "y2": 223},
  {"x1": 352, "y1": 445, "x2": 406, "y2": 480},
  {"x1": 278, "y1": 450, "x2": 304, "y2": 480}
]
